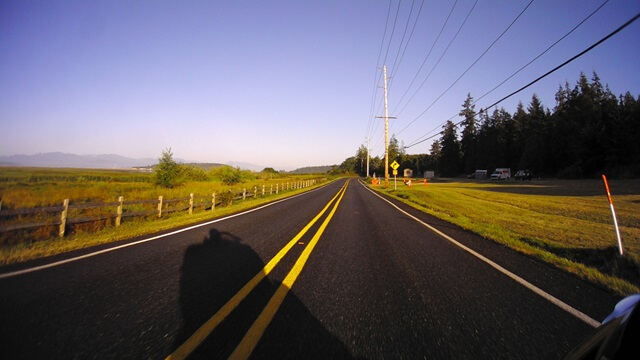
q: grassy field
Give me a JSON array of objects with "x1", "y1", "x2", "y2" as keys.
[
  {"x1": 371, "y1": 178, "x2": 640, "y2": 296},
  {"x1": 0, "y1": 167, "x2": 332, "y2": 264}
]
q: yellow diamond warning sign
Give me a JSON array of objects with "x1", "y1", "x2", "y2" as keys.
[{"x1": 390, "y1": 160, "x2": 400, "y2": 170}]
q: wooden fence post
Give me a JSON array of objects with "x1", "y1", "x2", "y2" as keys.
[
  {"x1": 254, "y1": 186, "x2": 257, "y2": 198},
  {"x1": 189, "y1": 193, "x2": 194, "y2": 215},
  {"x1": 212, "y1": 193, "x2": 216, "y2": 211},
  {"x1": 270, "y1": 185, "x2": 273, "y2": 195},
  {"x1": 243, "y1": 188, "x2": 246, "y2": 200},
  {"x1": 276, "y1": 184, "x2": 279, "y2": 194},
  {"x1": 59, "y1": 199, "x2": 69, "y2": 237},
  {"x1": 116, "y1": 196, "x2": 123, "y2": 227},
  {"x1": 158, "y1": 196, "x2": 163, "y2": 218},
  {"x1": 262, "y1": 185, "x2": 265, "y2": 196}
]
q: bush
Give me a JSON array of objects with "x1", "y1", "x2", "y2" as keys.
[
  {"x1": 259, "y1": 167, "x2": 281, "y2": 180},
  {"x1": 216, "y1": 190, "x2": 235, "y2": 206},
  {"x1": 180, "y1": 165, "x2": 210, "y2": 182},
  {"x1": 154, "y1": 148, "x2": 182, "y2": 188},
  {"x1": 210, "y1": 166, "x2": 242, "y2": 185}
]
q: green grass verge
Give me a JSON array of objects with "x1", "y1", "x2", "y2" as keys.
[{"x1": 368, "y1": 179, "x2": 640, "y2": 296}]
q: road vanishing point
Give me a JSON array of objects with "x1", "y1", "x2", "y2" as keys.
[{"x1": 0, "y1": 178, "x2": 620, "y2": 359}]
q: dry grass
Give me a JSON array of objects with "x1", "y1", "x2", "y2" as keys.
[{"x1": 0, "y1": 167, "x2": 333, "y2": 264}]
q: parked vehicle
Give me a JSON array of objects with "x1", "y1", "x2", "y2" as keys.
[
  {"x1": 514, "y1": 170, "x2": 532, "y2": 181},
  {"x1": 470, "y1": 170, "x2": 488, "y2": 180},
  {"x1": 490, "y1": 168, "x2": 511, "y2": 180}
]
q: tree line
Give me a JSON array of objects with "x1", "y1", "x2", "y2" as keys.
[{"x1": 341, "y1": 72, "x2": 639, "y2": 179}]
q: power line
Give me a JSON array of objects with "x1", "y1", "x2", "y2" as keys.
[
  {"x1": 404, "y1": 0, "x2": 612, "y2": 148},
  {"x1": 473, "y1": 0, "x2": 611, "y2": 105},
  {"x1": 389, "y1": 0, "x2": 425, "y2": 82},
  {"x1": 381, "y1": 0, "x2": 403, "y2": 68},
  {"x1": 396, "y1": 0, "x2": 532, "y2": 136},
  {"x1": 371, "y1": 0, "x2": 404, "y2": 139},
  {"x1": 393, "y1": 0, "x2": 477, "y2": 119},
  {"x1": 391, "y1": 0, "x2": 459, "y2": 115},
  {"x1": 367, "y1": 0, "x2": 393, "y2": 138},
  {"x1": 388, "y1": 0, "x2": 417, "y2": 81},
  {"x1": 403, "y1": 10, "x2": 640, "y2": 150},
  {"x1": 480, "y1": 11, "x2": 640, "y2": 112}
]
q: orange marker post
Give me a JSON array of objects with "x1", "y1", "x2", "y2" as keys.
[{"x1": 602, "y1": 174, "x2": 623, "y2": 256}]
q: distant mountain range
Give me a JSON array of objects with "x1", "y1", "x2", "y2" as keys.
[
  {"x1": 227, "y1": 161, "x2": 267, "y2": 172},
  {"x1": 0, "y1": 152, "x2": 334, "y2": 173},
  {"x1": 0, "y1": 152, "x2": 163, "y2": 169},
  {"x1": 287, "y1": 165, "x2": 334, "y2": 174}
]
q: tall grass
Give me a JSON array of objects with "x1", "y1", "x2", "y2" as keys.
[{"x1": 0, "y1": 167, "x2": 331, "y2": 263}]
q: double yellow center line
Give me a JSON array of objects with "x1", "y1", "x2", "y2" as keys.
[{"x1": 168, "y1": 180, "x2": 349, "y2": 360}]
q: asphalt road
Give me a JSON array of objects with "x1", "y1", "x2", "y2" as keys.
[{"x1": 0, "y1": 178, "x2": 621, "y2": 359}]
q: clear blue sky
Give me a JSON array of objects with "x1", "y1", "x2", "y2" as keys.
[{"x1": 1, "y1": 0, "x2": 639, "y2": 170}]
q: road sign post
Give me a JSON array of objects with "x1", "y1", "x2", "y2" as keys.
[{"x1": 390, "y1": 161, "x2": 400, "y2": 191}]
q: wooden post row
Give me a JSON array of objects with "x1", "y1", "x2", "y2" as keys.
[
  {"x1": 116, "y1": 196, "x2": 123, "y2": 227},
  {"x1": 59, "y1": 199, "x2": 69, "y2": 237}
]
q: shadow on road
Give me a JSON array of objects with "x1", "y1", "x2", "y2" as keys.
[{"x1": 175, "y1": 228, "x2": 355, "y2": 359}]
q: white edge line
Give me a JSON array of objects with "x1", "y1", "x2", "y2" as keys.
[
  {"x1": 0, "y1": 181, "x2": 335, "y2": 280},
  {"x1": 359, "y1": 180, "x2": 601, "y2": 328}
]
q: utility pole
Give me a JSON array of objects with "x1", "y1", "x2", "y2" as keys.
[{"x1": 376, "y1": 65, "x2": 396, "y2": 188}]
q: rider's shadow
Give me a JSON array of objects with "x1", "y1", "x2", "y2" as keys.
[{"x1": 176, "y1": 228, "x2": 355, "y2": 359}]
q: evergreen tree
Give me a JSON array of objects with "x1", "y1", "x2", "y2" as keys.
[
  {"x1": 459, "y1": 93, "x2": 477, "y2": 173},
  {"x1": 476, "y1": 108, "x2": 508, "y2": 170},
  {"x1": 617, "y1": 92, "x2": 640, "y2": 175},
  {"x1": 429, "y1": 140, "x2": 442, "y2": 175},
  {"x1": 518, "y1": 94, "x2": 548, "y2": 174},
  {"x1": 154, "y1": 148, "x2": 181, "y2": 188},
  {"x1": 439, "y1": 121, "x2": 461, "y2": 177}
]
